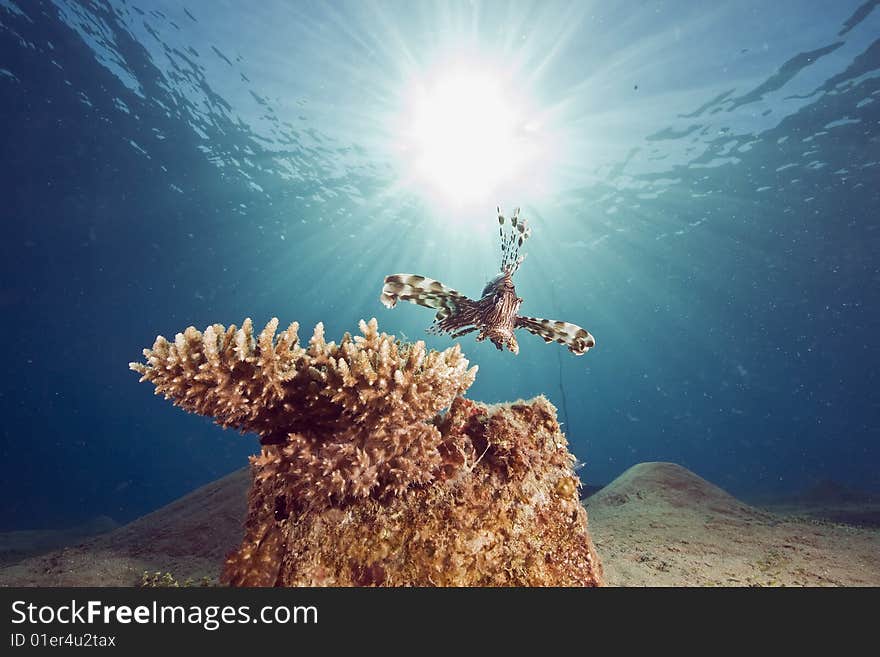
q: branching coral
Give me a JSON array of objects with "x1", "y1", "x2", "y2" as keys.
[
  {"x1": 131, "y1": 317, "x2": 476, "y2": 508},
  {"x1": 131, "y1": 317, "x2": 603, "y2": 586}
]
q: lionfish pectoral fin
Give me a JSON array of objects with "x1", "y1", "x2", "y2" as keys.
[
  {"x1": 427, "y1": 322, "x2": 474, "y2": 337},
  {"x1": 515, "y1": 315, "x2": 595, "y2": 356},
  {"x1": 450, "y1": 326, "x2": 478, "y2": 338},
  {"x1": 381, "y1": 273, "x2": 475, "y2": 319}
]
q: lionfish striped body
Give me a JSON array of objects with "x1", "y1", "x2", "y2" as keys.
[{"x1": 380, "y1": 207, "x2": 596, "y2": 356}]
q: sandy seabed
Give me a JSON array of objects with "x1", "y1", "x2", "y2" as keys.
[{"x1": 1, "y1": 462, "x2": 877, "y2": 587}]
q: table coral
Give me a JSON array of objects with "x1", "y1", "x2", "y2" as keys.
[{"x1": 131, "y1": 318, "x2": 603, "y2": 586}]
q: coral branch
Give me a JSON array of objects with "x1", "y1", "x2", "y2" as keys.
[{"x1": 131, "y1": 317, "x2": 477, "y2": 507}]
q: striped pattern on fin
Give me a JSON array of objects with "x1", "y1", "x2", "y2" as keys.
[
  {"x1": 380, "y1": 274, "x2": 476, "y2": 323},
  {"x1": 515, "y1": 315, "x2": 596, "y2": 356}
]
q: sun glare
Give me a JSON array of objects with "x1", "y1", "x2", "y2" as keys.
[{"x1": 405, "y1": 70, "x2": 525, "y2": 206}]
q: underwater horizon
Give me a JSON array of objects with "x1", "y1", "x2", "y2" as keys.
[{"x1": 1, "y1": 0, "x2": 877, "y2": 532}]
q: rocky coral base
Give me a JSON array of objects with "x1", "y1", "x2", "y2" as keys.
[{"x1": 223, "y1": 396, "x2": 603, "y2": 586}]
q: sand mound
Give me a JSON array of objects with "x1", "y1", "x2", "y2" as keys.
[
  {"x1": 104, "y1": 468, "x2": 249, "y2": 559},
  {"x1": 798, "y1": 480, "x2": 874, "y2": 504},
  {"x1": 586, "y1": 462, "x2": 880, "y2": 586},
  {"x1": 0, "y1": 469, "x2": 249, "y2": 586},
  {"x1": 755, "y1": 479, "x2": 880, "y2": 528},
  {"x1": 587, "y1": 462, "x2": 765, "y2": 520}
]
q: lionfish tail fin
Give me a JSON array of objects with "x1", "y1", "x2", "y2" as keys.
[{"x1": 497, "y1": 205, "x2": 531, "y2": 276}]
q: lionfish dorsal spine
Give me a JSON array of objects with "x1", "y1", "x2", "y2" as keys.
[{"x1": 497, "y1": 205, "x2": 532, "y2": 275}]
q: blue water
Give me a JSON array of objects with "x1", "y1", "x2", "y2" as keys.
[{"x1": 1, "y1": 0, "x2": 877, "y2": 531}]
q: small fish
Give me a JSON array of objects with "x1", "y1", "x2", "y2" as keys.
[{"x1": 380, "y1": 206, "x2": 595, "y2": 356}]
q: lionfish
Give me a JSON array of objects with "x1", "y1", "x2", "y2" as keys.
[{"x1": 380, "y1": 207, "x2": 595, "y2": 356}]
